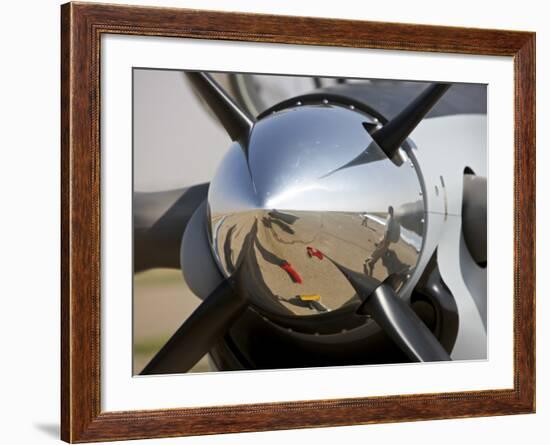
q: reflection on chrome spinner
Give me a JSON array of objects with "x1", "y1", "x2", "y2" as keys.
[{"x1": 208, "y1": 103, "x2": 426, "y2": 318}]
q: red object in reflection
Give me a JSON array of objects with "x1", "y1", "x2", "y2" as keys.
[
  {"x1": 306, "y1": 246, "x2": 324, "y2": 260},
  {"x1": 280, "y1": 262, "x2": 302, "y2": 284}
]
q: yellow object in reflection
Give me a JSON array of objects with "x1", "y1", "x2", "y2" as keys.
[{"x1": 298, "y1": 294, "x2": 321, "y2": 302}]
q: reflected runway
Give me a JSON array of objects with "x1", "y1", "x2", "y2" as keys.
[{"x1": 212, "y1": 208, "x2": 419, "y2": 319}]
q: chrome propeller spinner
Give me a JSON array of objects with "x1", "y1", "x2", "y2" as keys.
[{"x1": 208, "y1": 100, "x2": 427, "y2": 318}]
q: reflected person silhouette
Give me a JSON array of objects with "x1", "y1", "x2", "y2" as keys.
[{"x1": 365, "y1": 206, "x2": 401, "y2": 276}]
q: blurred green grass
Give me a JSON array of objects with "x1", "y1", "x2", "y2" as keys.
[{"x1": 133, "y1": 269, "x2": 210, "y2": 374}]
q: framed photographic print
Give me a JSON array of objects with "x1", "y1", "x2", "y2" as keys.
[{"x1": 61, "y1": 2, "x2": 536, "y2": 442}]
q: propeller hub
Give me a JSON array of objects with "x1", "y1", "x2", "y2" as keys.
[{"x1": 207, "y1": 102, "x2": 427, "y2": 319}]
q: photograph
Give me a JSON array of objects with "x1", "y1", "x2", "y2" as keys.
[{"x1": 132, "y1": 69, "x2": 488, "y2": 375}]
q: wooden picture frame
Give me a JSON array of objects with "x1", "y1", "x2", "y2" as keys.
[{"x1": 61, "y1": 2, "x2": 536, "y2": 442}]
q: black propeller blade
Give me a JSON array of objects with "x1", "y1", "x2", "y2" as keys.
[
  {"x1": 371, "y1": 83, "x2": 451, "y2": 159},
  {"x1": 326, "y1": 258, "x2": 450, "y2": 362},
  {"x1": 140, "y1": 276, "x2": 247, "y2": 375},
  {"x1": 186, "y1": 72, "x2": 254, "y2": 143},
  {"x1": 134, "y1": 184, "x2": 209, "y2": 272},
  {"x1": 140, "y1": 202, "x2": 258, "y2": 375},
  {"x1": 358, "y1": 283, "x2": 451, "y2": 362}
]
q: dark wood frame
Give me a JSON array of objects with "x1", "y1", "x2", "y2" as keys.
[{"x1": 61, "y1": 1, "x2": 536, "y2": 442}]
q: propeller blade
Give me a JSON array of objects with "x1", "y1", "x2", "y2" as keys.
[
  {"x1": 371, "y1": 83, "x2": 451, "y2": 159},
  {"x1": 359, "y1": 283, "x2": 450, "y2": 362},
  {"x1": 134, "y1": 184, "x2": 209, "y2": 272},
  {"x1": 186, "y1": 72, "x2": 254, "y2": 143},
  {"x1": 139, "y1": 277, "x2": 247, "y2": 375},
  {"x1": 325, "y1": 254, "x2": 451, "y2": 362},
  {"x1": 324, "y1": 256, "x2": 450, "y2": 362}
]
